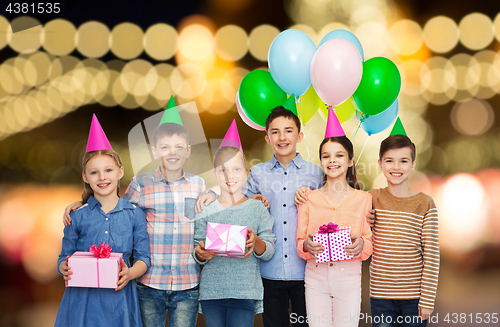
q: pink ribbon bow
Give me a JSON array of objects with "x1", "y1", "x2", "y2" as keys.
[
  {"x1": 89, "y1": 241, "x2": 112, "y2": 258},
  {"x1": 318, "y1": 222, "x2": 340, "y2": 234}
]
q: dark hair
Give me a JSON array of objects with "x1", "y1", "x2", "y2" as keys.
[
  {"x1": 265, "y1": 106, "x2": 301, "y2": 132},
  {"x1": 213, "y1": 146, "x2": 246, "y2": 168},
  {"x1": 319, "y1": 136, "x2": 360, "y2": 190},
  {"x1": 152, "y1": 123, "x2": 189, "y2": 148},
  {"x1": 379, "y1": 135, "x2": 416, "y2": 162},
  {"x1": 81, "y1": 150, "x2": 123, "y2": 204}
]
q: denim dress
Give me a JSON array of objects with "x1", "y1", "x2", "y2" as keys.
[{"x1": 54, "y1": 196, "x2": 151, "y2": 327}]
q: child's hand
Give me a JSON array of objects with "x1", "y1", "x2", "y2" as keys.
[
  {"x1": 418, "y1": 307, "x2": 433, "y2": 321},
  {"x1": 116, "y1": 259, "x2": 132, "y2": 291},
  {"x1": 367, "y1": 209, "x2": 376, "y2": 227},
  {"x1": 250, "y1": 194, "x2": 269, "y2": 210},
  {"x1": 59, "y1": 256, "x2": 72, "y2": 286},
  {"x1": 295, "y1": 187, "x2": 311, "y2": 206},
  {"x1": 245, "y1": 228, "x2": 256, "y2": 258},
  {"x1": 304, "y1": 234, "x2": 324, "y2": 258},
  {"x1": 195, "y1": 193, "x2": 216, "y2": 213},
  {"x1": 345, "y1": 236, "x2": 364, "y2": 258},
  {"x1": 62, "y1": 201, "x2": 83, "y2": 226},
  {"x1": 195, "y1": 241, "x2": 215, "y2": 262}
]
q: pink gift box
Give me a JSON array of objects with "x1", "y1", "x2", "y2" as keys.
[
  {"x1": 313, "y1": 226, "x2": 353, "y2": 263},
  {"x1": 67, "y1": 252, "x2": 123, "y2": 288},
  {"x1": 205, "y1": 222, "x2": 248, "y2": 257}
]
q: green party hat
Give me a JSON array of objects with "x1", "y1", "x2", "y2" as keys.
[
  {"x1": 390, "y1": 117, "x2": 407, "y2": 136},
  {"x1": 159, "y1": 95, "x2": 183, "y2": 126},
  {"x1": 282, "y1": 94, "x2": 298, "y2": 115}
]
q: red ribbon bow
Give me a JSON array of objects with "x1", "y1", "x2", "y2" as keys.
[
  {"x1": 318, "y1": 222, "x2": 340, "y2": 234},
  {"x1": 89, "y1": 241, "x2": 112, "y2": 258}
]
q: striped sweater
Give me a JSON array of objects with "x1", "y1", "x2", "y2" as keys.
[{"x1": 369, "y1": 188, "x2": 440, "y2": 310}]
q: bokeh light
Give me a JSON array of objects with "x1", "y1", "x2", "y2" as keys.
[
  {"x1": 0, "y1": 15, "x2": 9, "y2": 50},
  {"x1": 214, "y1": 25, "x2": 248, "y2": 62},
  {"x1": 459, "y1": 13, "x2": 494, "y2": 50},
  {"x1": 355, "y1": 21, "x2": 388, "y2": 58},
  {"x1": 8, "y1": 17, "x2": 43, "y2": 54},
  {"x1": 178, "y1": 24, "x2": 215, "y2": 61},
  {"x1": 76, "y1": 21, "x2": 110, "y2": 58},
  {"x1": 450, "y1": 98, "x2": 494, "y2": 135},
  {"x1": 388, "y1": 19, "x2": 423, "y2": 56},
  {"x1": 42, "y1": 19, "x2": 76, "y2": 56},
  {"x1": 144, "y1": 23, "x2": 177, "y2": 61},
  {"x1": 110, "y1": 23, "x2": 144, "y2": 60},
  {"x1": 422, "y1": 16, "x2": 459, "y2": 53},
  {"x1": 249, "y1": 25, "x2": 280, "y2": 61}
]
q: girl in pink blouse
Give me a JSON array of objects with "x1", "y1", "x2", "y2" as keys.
[{"x1": 296, "y1": 133, "x2": 373, "y2": 327}]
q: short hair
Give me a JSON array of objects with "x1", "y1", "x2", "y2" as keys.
[
  {"x1": 379, "y1": 135, "x2": 416, "y2": 162},
  {"x1": 265, "y1": 106, "x2": 301, "y2": 132},
  {"x1": 152, "y1": 123, "x2": 189, "y2": 148}
]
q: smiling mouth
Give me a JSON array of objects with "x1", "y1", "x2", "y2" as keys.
[
  {"x1": 166, "y1": 158, "x2": 179, "y2": 163},
  {"x1": 97, "y1": 182, "x2": 111, "y2": 188},
  {"x1": 277, "y1": 143, "x2": 289, "y2": 148},
  {"x1": 327, "y1": 165, "x2": 340, "y2": 170},
  {"x1": 226, "y1": 182, "x2": 237, "y2": 187},
  {"x1": 390, "y1": 172, "x2": 403, "y2": 177}
]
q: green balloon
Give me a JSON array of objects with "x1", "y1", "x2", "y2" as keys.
[
  {"x1": 239, "y1": 70, "x2": 287, "y2": 127},
  {"x1": 353, "y1": 57, "x2": 401, "y2": 116}
]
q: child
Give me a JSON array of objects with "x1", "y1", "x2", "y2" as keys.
[
  {"x1": 193, "y1": 120, "x2": 276, "y2": 327},
  {"x1": 62, "y1": 98, "x2": 206, "y2": 327},
  {"x1": 368, "y1": 119, "x2": 439, "y2": 326},
  {"x1": 55, "y1": 114, "x2": 151, "y2": 326},
  {"x1": 196, "y1": 106, "x2": 324, "y2": 326},
  {"x1": 295, "y1": 108, "x2": 372, "y2": 327}
]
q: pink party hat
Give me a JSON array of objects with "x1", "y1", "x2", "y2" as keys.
[
  {"x1": 86, "y1": 114, "x2": 113, "y2": 152},
  {"x1": 324, "y1": 106, "x2": 346, "y2": 138},
  {"x1": 219, "y1": 119, "x2": 243, "y2": 150}
]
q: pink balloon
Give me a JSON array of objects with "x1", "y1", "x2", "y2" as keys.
[
  {"x1": 310, "y1": 39, "x2": 363, "y2": 106},
  {"x1": 236, "y1": 91, "x2": 266, "y2": 131}
]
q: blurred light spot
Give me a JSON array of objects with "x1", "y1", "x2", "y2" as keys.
[
  {"x1": 15, "y1": 56, "x2": 37, "y2": 87},
  {"x1": 151, "y1": 63, "x2": 175, "y2": 105},
  {"x1": 76, "y1": 21, "x2": 110, "y2": 58},
  {"x1": 494, "y1": 12, "x2": 500, "y2": 42},
  {"x1": 389, "y1": 19, "x2": 423, "y2": 56},
  {"x1": 8, "y1": 17, "x2": 43, "y2": 54},
  {"x1": 120, "y1": 60, "x2": 157, "y2": 97},
  {"x1": 0, "y1": 60, "x2": 25, "y2": 94},
  {"x1": 110, "y1": 23, "x2": 144, "y2": 60},
  {"x1": 400, "y1": 59, "x2": 424, "y2": 96},
  {"x1": 0, "y1": 15, "x2": 9, "y2": 50},
  {"x1": 350, "y1": 5, "x2": 387, "y2": 29},
  {"x1": 170, "y1": 63, "x2": 207, "y2": 99},
  {"x1": 28, "y1": 51, "x2": 51, "y2": 86},
  {"x1": 215, "y1": 25, "x2": 248, "y2": 62},
  {"x1": 423, "y1": 16, "x2": 459, "y2": 53},
  {"x1": 451, "y1": 98, "x2": 494, "y2": 135},
  {"x1": 439, "y1": 174, "x2": 488, "y2": 253},
  {"x1": 144, "y1": 23, "x2": 177, "y2": 61},
  {"x1": 98, "y1": 70, "x2": 120, "y2": 107},
  {"x1": 249, "y1": 25, "x2": 280, "y2": 61},
  {"x1": 420, "y1": 57, "x2": 455, "y2": 93},
  {"x1": 289, "y1": 24, "x2": 317, "y2": 45},
  {"x1": 112, "y1": 75, "x2": 128, "y2": 106},
  {"x1": 0, "y1": 198, "x2": 35, "y2": 263},
  {"x1": 43, "y1": 19, "x2": 76, "y2": 56},
  {"x1": 459, "y1": 13, "x2": 494, "y2": 50},
  {"x1": 178, "y1": 24, "x2": 214, "y2": 61},
  {"x1": 13, "y1": 98, "x2": 30, "y2": 131},
  {"x1": 355, "y1": 22, "x2": 388, "y2": 58}
]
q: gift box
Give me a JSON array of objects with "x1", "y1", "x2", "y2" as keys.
[
  {"x1": 313, "y1": 223, "x2": 353, "y2": 263},
  {"x1": 205, "y1": 222, "x2": 248, "y2": 257},
  {"x1": 67, "y1": 242, "x2": 123, "y2": 288}
]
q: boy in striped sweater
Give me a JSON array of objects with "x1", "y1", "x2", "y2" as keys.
[{"x1": 368, "y1": 121, "x2": 439, "y2": 327}]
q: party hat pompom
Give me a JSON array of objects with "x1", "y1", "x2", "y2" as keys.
[
  {"x1": 282, "y1": 94, "x2": 298, "y2": 115},
  {"x1": 159, "y1": 95, "x2": 183, "y2": 126},
  {"x1": 324, "y1": 106, "x2": 345, "y2": 138},
  {"x1": 390, "y1": 117, "x2": 407, "y2": 136},
  {"x1": 86, "y1": 114, "x2": 113, "y2": 152},
  {"x1": 220, "y1": 119, "x2": 243, "y2": 150}
]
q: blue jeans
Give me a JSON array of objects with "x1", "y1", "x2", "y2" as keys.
[
  {"x1": 200, "y1": 299, "x2": 254, "y2": 327},
  {"x1": 370, "y1": 298, "x2": 427, "y2": 327},
  {"x1": 136, "y1": 281, "x2": 198, "y2": 327}
]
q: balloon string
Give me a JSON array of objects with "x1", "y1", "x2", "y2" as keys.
[
  {"x1": 355, "y1": 136, "x2": 369, "y2": 166},
  {"x1": 351, "y1": 120, "x2": 361, "y2": 140},
  {"x1": 297, "y1": 106, "x2": 312, "y2": 162}
]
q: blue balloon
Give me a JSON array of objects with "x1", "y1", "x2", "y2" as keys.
[
  {"x1": 357, "y1": 99, "x2": 398, "y2": 136},
  {"x1": 319, "y1": 29, "x2": 364, "y2": 61},
  {"x1": 268, "y1": 29, "x2": 317, "y2": 97}
]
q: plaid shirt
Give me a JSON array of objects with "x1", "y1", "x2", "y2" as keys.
[{"x1": 124, "y1": 167, "x2": 205, "y2": 291}]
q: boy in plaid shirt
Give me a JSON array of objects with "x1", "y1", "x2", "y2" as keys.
[{"x1": 63, "y1": 101, "x2": 205, "y2": 327}]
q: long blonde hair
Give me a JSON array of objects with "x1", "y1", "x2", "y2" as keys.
[{"x1": 81, "y1": 150, "x2": 123, "y2": 203}]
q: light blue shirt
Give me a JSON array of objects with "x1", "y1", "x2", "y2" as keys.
[{"x1": 243, "y1": 153, "x2": 323, "y2": 280}]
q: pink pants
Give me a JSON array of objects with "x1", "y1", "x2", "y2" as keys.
[{"x1": 304, "y1": 259, "x2": 362, "y2": 327}]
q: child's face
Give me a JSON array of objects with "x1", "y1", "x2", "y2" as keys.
[
  {"x1": 152, "y1": 134, "x2": 191, "y2": 174},
  {"x1": 82, "y1": 155, "x2": 124, "y2": 198},
  {"x1": 265, "y1": 117, "x2": 303, "y2": 159},
  {"x1": 379, "y1": 147, "x2": 416, "y2": 186},
  {"x1": 320, "y1": 141, "x2": 353, "y2": 181},
  {"x1": 213, "y1": 152, "x2": 247, "y2": 196}
]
